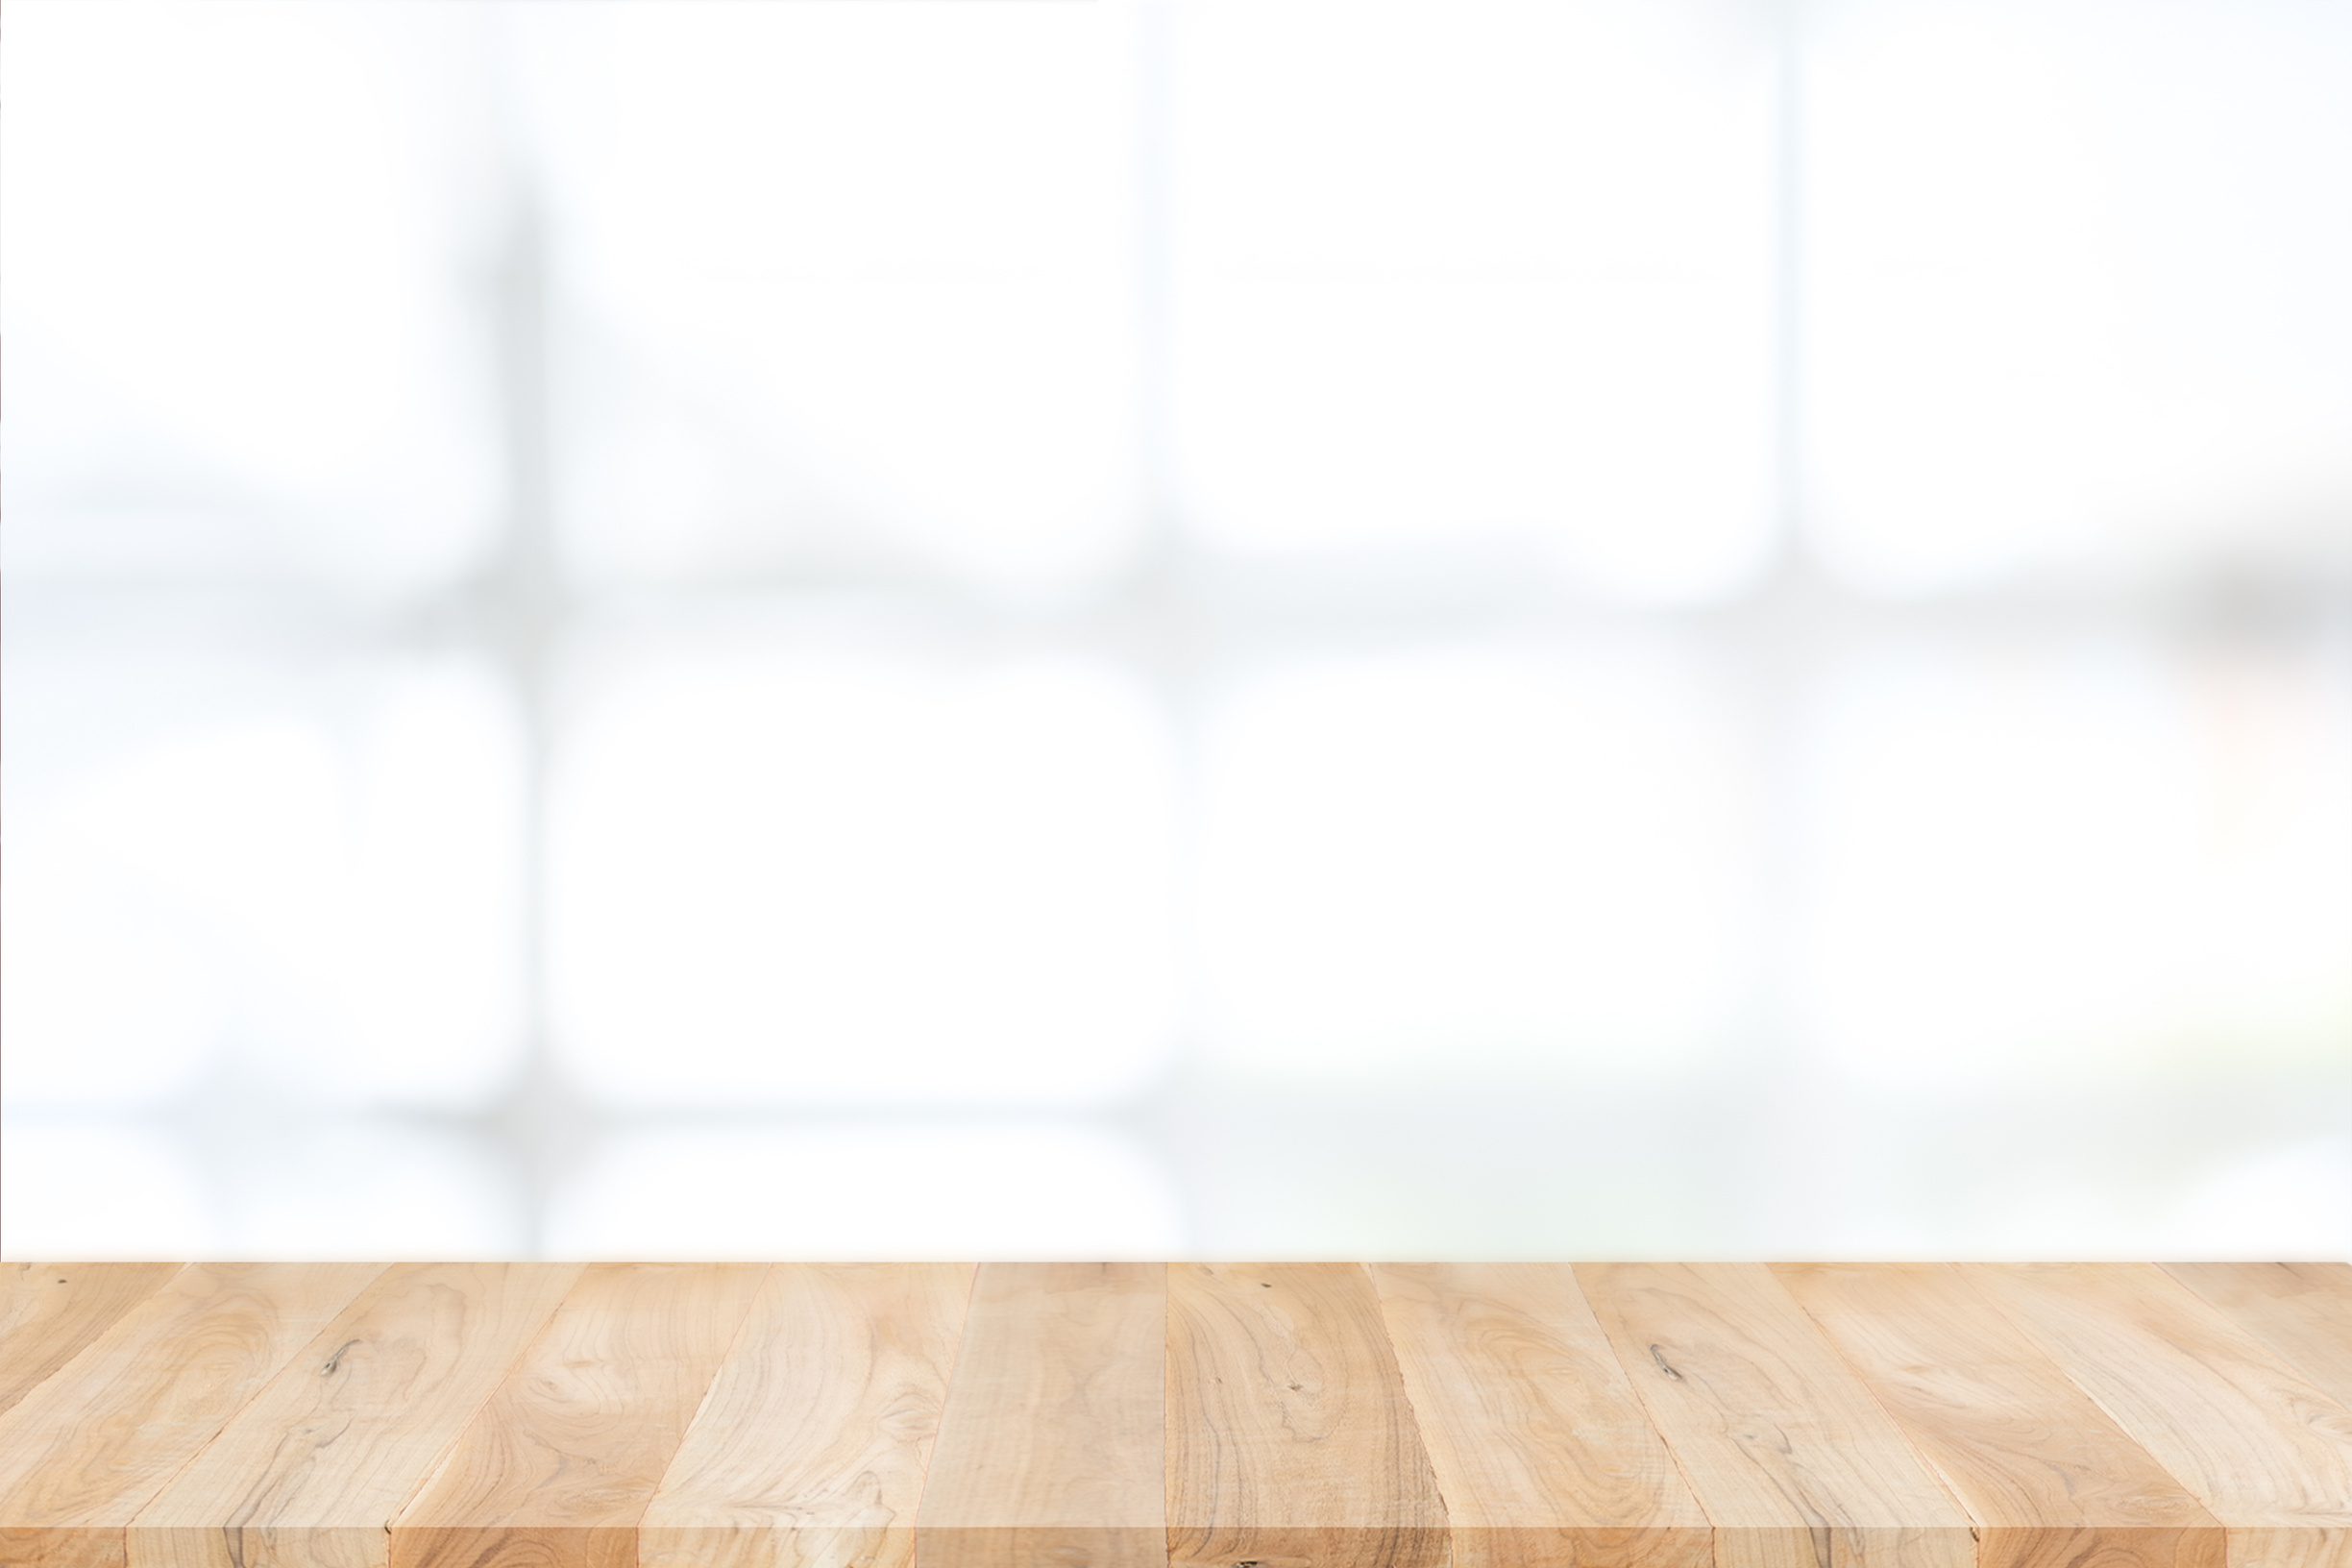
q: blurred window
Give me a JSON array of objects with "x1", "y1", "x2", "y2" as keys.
[{"x1": 5, "y1": 0, "x2": 2347, "y2": 1260}]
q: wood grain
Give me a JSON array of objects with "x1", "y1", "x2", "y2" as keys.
[
  {"x1": 388, "y1": 1262, "x2": 769, "y2": 1568},
  {"x1": 1963, "y1": 1263, "x2": 2352, "y2": 1568},
  {"x1": 3, "y1": 1260, "x2": 2347, "y2": 1568},
  {"x1": 1370, "y1": 1262, "x2": 1712, "y2": 1568},
  {"x1": 638, "y1": 1262, "x2": 976, "y2": 1568},
  {"x1": 1773, "y1": 1262, "x2": 2225, "y2": 1568},
  {"x1": 1576, "y1": 1262, "x2": 1975, "y2": 1568},
  {"x1": 1165, "y1": 1262, "x2": 1448, "y2": 1568},
  {"x1": 128, "y1": 1262, "x2": 583, "y2": 1568},
  {"x1": 2161, "y1": 1265, "x2": 2352, "y2": 1412},
  {"x1": 0, "y1": 1263, "x2": 386, "y2": 1568},
  {"x1": 0, "y1": 1263, "x2": 183, "y2": 1419},
  {"x1": 917, "y1": 1262, "x2": 1166, "y2": 1568}
]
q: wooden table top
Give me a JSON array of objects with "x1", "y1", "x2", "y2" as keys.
[{"x1": 1, "y1": 1262, "x2": 2347, "y2": 1568}]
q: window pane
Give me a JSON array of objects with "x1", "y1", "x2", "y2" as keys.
[
  {"x1": 1, "y1": 0, "x2": 502, "y2": 589},
  {"x1": 1804, "y1": 0, "x2": 2352, "y2": 593},
  {"x1": 516, "y1": 1, "x2": 1144, "y2": 596},
  {"x1": 3, "y1": 645, "x2": 527, "y2": 1112},
  {"x1": 1196, "y1": 639, "x2": 1756, "y2": 1078},
  {"x1": 0, "y1": 1126, "x2": 221, "y2": 1259},
  {"x1": 551, "y1": 633, "x2": 1180, "y2": 1107},
  {"x1": 1796, "y1": 629, "x2": 2352, "y2": 1087},
  {"x1": 1170, "y1": 0, "x2": 1778, "y2": 602}
]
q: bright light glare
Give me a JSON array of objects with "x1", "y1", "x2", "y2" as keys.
[
  {"x1": 1197, "y1": 643, "x2": 1754, "y2": 1079},
  {"x1": 214, "y1": 1121, "x2": 522, "y2": 1259},
  {"x1": 0, "y1": 1, "x2": 500, "y2": 588},
  {"x1": 1804, "y1": 0, "x2": 2352, "y2": 593},
  {"x1": 551, "y1": 647, "x2": 1180, "y2": 1108},
  {"x1": 1799, "y1": 637, "x2": 2352, "y2": 1086},
  {"x1": 0, "y1": 1125, "x2": 220, "y2": 1258},
  {"x1": 0, "y1": 1118, "x2": 522, "y2": 1259},
  {"x1": 2, "y1": 657, "x2": 526, "y2": 1111},
  {"x1": 2168, "y1": 1138, "x2": 2352, "y2": 1257},
  {"x1": 5, "y1": 0, "x2": 2348, "y2": 1263},
  {"x1": 1170, "y1": 0, "x2": 1778, "y2": 601},
  {"x1": 545, "y1": 1122, "x2": 1186, "y2": 1259},
  {"x1": 515, "y1": 1, "x2": 1142, "y2": 596},
  {"x1": 2, "y1": 845, "x2": 229, "y2": 1108}
]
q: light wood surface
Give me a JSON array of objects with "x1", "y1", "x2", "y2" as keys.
[
  {"x1": 1166, "y1": 1262, "x2": 1448, "y2": 1568},
  {"x1": 638, "y1": 1262, "x2": 974, "y2": 1568},
  {"x1": 919, "y1": 1262, "x2": 1166, "y2": 1568},
  {"x1": 2161, "y1": 1264, "x2": 2352, "y2": 1411},
  {"x1": 1368, "y1": 1262, "x2": 1710, "y2": 1568},
  {"x1": 132, "y1": 1261, "x2": 583, "y2": 1568},
  {"x1": 1574, "y1": 1262, "x2": 1976, "y2": 1568},
  {"x1": 0, "y1": 1264, "x2": 183, "y2": 1419},
  {"x1": 391, "y1": 1262, "x2": 768, "y2": 1568},
  {"x1": 0, "y1": 1263, "x2": 386, "y2": 1568},
  {"x1": 1961, "y1": 1263, "x2": 2352, "y2": 1568},
  {"x1": 1771, "y1": 1262, "x2": 2224, "y2": 1568},
  {"x1": 1, "y1": 1262, "x2": 2346, "y2": 1568}
]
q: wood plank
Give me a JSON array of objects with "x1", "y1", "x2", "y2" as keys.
[
  {"x1": 128, "y1": 1262, "x2": 583, "y2": 1568},
  {"x1": 1964, "y1": 1262, "x2": 2352, "y2": 1568},
  {"x1": 1575, "y1": 1262, "x2": 1975, "y2": 1568},
  {"x1": 0, "y1": 1262, "x2": 385, "y2": 1568},
  {"x1": 2161, "y1": 1264, "x2": 2352, "y2": 1411},
  {"x1": 1772, "y1": 1262, "x2": 2225, "y2": 1568},
  {"x1": 387, "y1": 1262, "x2": 769, "y2": 1568},
  {"x1": 3, "y1": 1257, "x2": 2340, "y2": 1566},
  {"x1": 1164, "y1": 1261, "x2": 1448, "y2": 1568},
  {"x1": 0, "y1": 1263, "x2": 183, "y2": 1418},
  {"x1": 1369, "y1": 1262, "x2": 1712, "y2": 1568},
  {"x1": 916, "y1": 1262, "x2": 1166, "y2": 1568},
  {"x1": 638, "y1": 1262, "x2": 975, "y2": 1568}
]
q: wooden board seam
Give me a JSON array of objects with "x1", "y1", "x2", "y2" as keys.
[
  {"x1": 1769, "y1": 1262, "x2": 1984, "y2": 1542},
  {"x1": 913, "y1": 1260, "x2": 988, "y2": 1548},
  {"x1": 629, "y1": 1261, "x2": 783, "y2": 1525},
  {"x1": 381, "y1": 1274, "x2": 596, "y2": 1532},
  {"x1": 8, "y1": 1261, "x2": 2351, "y2": 1568},
  {"x1": 124, "y1": 1263, "x2": 399, "y2": 1542}
]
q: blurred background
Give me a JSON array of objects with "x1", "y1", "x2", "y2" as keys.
[{"x1": 5, "y1": 0, "x2": 2348, "y2": 1262}]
